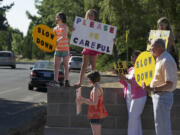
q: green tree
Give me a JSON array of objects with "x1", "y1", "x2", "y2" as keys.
[
  {"x1": 0, "y1": 0, "x2": 13, "y2": 50},
  {"x1": 11, "y1": 29, "x2": 24, "y2": 55},
  {"x1": 0, "y1": 30, "x2": 10, "y2": 50},
  {"x1": 24, "y1": 0, "x2": 180, "y2": 69},
  {"x1": 24, "y1": 0, "x2": 86, "y2": 58},
  {"x1": 22, "y1": 33, "x2": 33, "y2": 59},
  {"x1": 0, "y1": 0, "x2": 13, "y2": 30}
]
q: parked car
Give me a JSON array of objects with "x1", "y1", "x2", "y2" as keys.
[
  {"x1": 70, "y1": 51, "x2": 81, "y2": 56},
  {"x1": 69, "y1": 56, "x2": 82, "y2": 71},
  {"x1": 0, "y1": 51, "x2": 16, "y2": 69},
  {"x1": 28, "y1": 60, "x2": 64, "y2": 90}
]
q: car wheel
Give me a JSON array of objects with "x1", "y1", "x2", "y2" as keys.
[
  {"x1": 58, "y1": 79, "x2": 64, "y2": 86},
  {"x1": 60, "y1": 82, "x2": 64, "y2": 86},
  {"x1": 28, "y1": 84, "x2": 33, "y2": 90},
  {"x1": 11, "y1": 65, "x2": 16, "y2": 69}
]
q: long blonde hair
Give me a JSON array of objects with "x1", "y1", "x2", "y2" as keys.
[
  {"x1": 157, "y1": 17, "x2": 172, "y2": 30},
  {"x1": 157, "y1": 17, "x2": 175, "y2": 40},
  {"x1": 85, "y1": 9, "x2": 98, "y2": 20}
]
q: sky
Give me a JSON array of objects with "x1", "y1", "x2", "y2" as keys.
[{"x1": 2, "y1": 0, "x2": 38, "y2": 36}]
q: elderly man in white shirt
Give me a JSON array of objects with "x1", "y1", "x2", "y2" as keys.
[{"x1": 142, "y1": 38, "x2": 177, "y2": 135}]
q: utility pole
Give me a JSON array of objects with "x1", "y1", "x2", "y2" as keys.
[{"x1": 126, "y1": 30, "x2": 129, "y2": 62}]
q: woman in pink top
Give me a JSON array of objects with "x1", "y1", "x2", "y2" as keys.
[
  {"x1": 119, "y1": 50, "x2": 147, "y2": 135},
  {"x1": 74, "y1": 9, "x2": 101, "y2": 87}
]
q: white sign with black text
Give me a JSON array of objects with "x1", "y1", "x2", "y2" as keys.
[{"x1": 70, "y1": 16, "x2": 117, "y2": 55}]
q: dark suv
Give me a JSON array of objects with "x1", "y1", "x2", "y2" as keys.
[{"x1": 0, "y1": 51, "x2": 16, "y2": 69}]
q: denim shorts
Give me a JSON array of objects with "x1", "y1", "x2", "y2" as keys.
[
  {"x1": 89, "y1": 119, "x2": 104, "y2": 124},
  {"x1": 54, "y1": 51, "x2": 68, "y2": 57}
]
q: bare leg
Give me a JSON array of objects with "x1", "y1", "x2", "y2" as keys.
[
  {"x1": 63, "y1": 55, "x2": 69, "y2": 80},
  {"x1": 89, "y1": 55, "x2": 98, "y2": 70},
  {"x1": 91, "y1": 124, "x2": 101, "y2": 135},
  {"x1": 54, "y1": 56, "x2": 61, "y2": 82},
  {"x1": 74, "y1": 55, "x2": 89, "y2": 86}
]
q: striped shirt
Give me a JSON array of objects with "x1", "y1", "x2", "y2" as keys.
[{"x1": 54, "y1": 24, "x2": 69, "y2": 52}]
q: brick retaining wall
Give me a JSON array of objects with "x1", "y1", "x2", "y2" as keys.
[{"x1": 44, "y1": 86, "x2": 180, "y2": 135}]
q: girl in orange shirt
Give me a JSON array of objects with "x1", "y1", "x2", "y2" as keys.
[
  {"x1": 76, "y1": 71, "x2": 107, "y2": 135},
  {"x1": 52, "y1": 12, "x2": 70, "y2": 87}
]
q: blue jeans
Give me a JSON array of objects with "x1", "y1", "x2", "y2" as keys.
[{"x1": 152, "y1": 92, "x2": 173, "y2": 135}]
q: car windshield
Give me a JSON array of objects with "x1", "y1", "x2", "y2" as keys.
[
  {"x1": 0, "y1": 53, "x2": 11, "y2": 57},
  {"x1": 71, "y1": 57, "x2": 82, "y2": 62},
  {"x1": 34, "y1": 61, "x2": 54, "y2": 69},
  {"x1": 34, "y1": 61, "x2": 64, "y2": 70}
]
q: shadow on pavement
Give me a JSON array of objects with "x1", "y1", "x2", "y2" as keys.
[
  {"x1": 0, "y1": 67, "x2": 27, "y2": 70},
  {"x1": 35, "y1": 87, "x2": 47, "y2": 93},
  {"x1": 13, "y1": 67, "x2": 28, "y2": 70},
  {"x1": 0, "y1": 98, "x2": 46, "y2": 135}
]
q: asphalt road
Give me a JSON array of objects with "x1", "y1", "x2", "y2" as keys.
[
  {"x1": 0, "y1": 64, "x2": 47, "y2": 135},
  {"x1": 0, "y1": 64, "x2": 118, "y2": 135}
]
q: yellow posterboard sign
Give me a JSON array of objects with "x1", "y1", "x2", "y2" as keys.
[
  {"x1": 33, "y1": 24, "x2": 57, "y2": 53},
  {"x1": 114, "y1": 61, "x2": 128, "y2": 75},
  {"x1": 134, "y1": 51, "x2": 155, "y2": 87},
  {"x1": 147, "y1": 30, "x2": 170, "y2": 51}
]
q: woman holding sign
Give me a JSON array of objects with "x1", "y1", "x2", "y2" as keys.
[
  {"x1": 74, "y1": 9, "x2": 101, "y2": 87},
  {"x1": 157, "y1": 17, "x2": 179, "y2": 69},
  {"x1": 119, "y1": 50, "x2": 147, "y2": 135},
  {"x1": 52, "y1": 12, "x2": 70, "y2": 87}
]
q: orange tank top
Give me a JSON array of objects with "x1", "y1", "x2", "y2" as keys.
[
  {"x1": 88, "y1": 88, "x2": 108, "y2": 119},
  {"x1": 54, "y1": 24, "x2": 69, "y2": 52}
]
